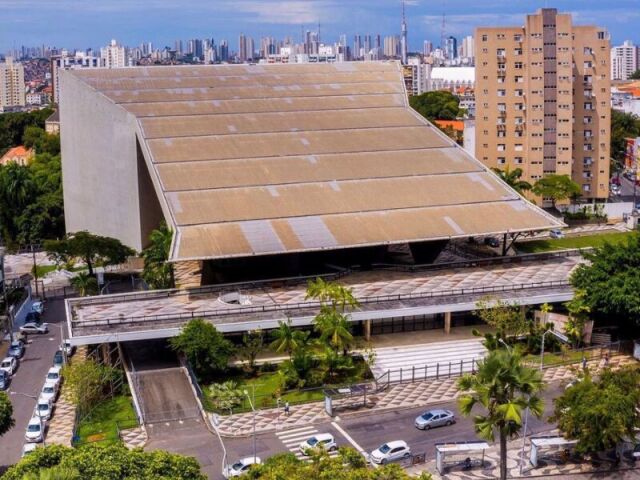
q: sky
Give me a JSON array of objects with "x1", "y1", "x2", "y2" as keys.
[{"x1": 1, "y1": 0, "x2": 639, "y2": 53}]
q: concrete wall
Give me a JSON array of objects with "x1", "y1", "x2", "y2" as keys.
[{"x1": 59, "y1": 71, "x2": 145, "y2": 251}]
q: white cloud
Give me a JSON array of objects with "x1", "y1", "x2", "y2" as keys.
[
  {"x1": 421, "y1": 13, "x2": 526, "y2": 36},
  {"x1": 218, "y1": 0, "x2": 339, "y2": 25}
]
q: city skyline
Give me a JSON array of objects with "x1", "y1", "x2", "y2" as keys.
[{"x1": 1, "y1": 0, "x2": 639, "y2": 54}]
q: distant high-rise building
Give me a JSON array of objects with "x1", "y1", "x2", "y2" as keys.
[
  {"x1": 100, "y1": 39, "x2": 127, "y2": 68},
  {"x1": 353, "y1": 35, "x2": 362, "y2": 60},
  {"x1": 238, "y1": 34, "x2": 247, "y2": 62},
  {"x1": 51, "y1": 51, "x2": 103, "y2": 102},
  {"x1": 460, "y1": 35, "x2": 474, "y2": 63},
  {"x1": 0, "y1": 57, "x2": 25, "y2": 111},
  {"x1": 423, "y1": 40, "x2": 433, "y2": 57},
  {"x1": 384, "y1": 36, "x2": 401, "y2": 58},
  {"x1": 261, "y1": 37, "x2": 276, "y2": 58},
  {"x1": 475, "y1": 8, "x2": 611, "y2": 202},
  {"x1": 219, "y1": 40, "x2": 229, "y2": 62},
  {"x1": 611, "y1": 40, "x2": 639, "y2": 80},
  {"x1": 445, "y1": 36, "x2": 457, "y2": 60},
  {"x1": 174, "y1": 40, "x2": 183, "y2": 55},
  {"x1": 401, "y1": 0, "x2": 408, "y2": 64}
]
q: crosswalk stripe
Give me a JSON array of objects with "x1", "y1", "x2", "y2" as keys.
[
  {"x1": 276, "y1": 426, "x2": 316, "y2": 436},
  {"x1": 276, "y1": 428, "x2": 316, "y2": 440}
]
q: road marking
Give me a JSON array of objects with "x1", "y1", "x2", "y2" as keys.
[
  {"x1": 276, "y1": 426, "x2": 339, "y2": 461},
  {"x1": 331, "y1": 421, "x2": 365, "y2": 454},
  {"x1": 276, "y1": 427, "x2": 316, "y2": 440}
]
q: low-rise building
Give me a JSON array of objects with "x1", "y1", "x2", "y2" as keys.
[
  {"x1": 0, "y1": 146, "x2": 34, "y2": 166},
  {"x1": 45, "y1": 110, "x2": 60, "y2": 134}
]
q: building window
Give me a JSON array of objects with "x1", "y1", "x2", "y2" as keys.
[
  {"x1": 515, "y1": 144, "x2": 523, "y2": 152},
  {"x1": 497, "y1": 89, "x2": 506, "y2": 97},
  {"x1": 515, "y1": 89, "x2": 524, "y2": 97},
  {"x1": 583, "y1": 157, "x2": 593, "y2": 166},
  {"x1": 583, "y1": 184, "x2": 591, "y2": 191},
  {"x1": 515, "y1": 76, "x2": 523, "y2": 83},
  {"x1": 497, "y1": 144, "x2": 506, "y2": 152},
  {"x1": 497, "y1": 157, "x2": 506, "y2": 164},
  {"x1": 583, "y1": 61, "x2": 593, "y2": 69},
  {"x1": 515, "y1": 157, "x2": 523, "y2": 164},
  {"x1": 482, "y1": 34, "x2": 488, "y2": 41},
  {"x1": 514, "y1": 62, "x2": 523, "y2": 69},
  {"x1": 497, "y1": 130, "x2": 506, "y2": 137},
  {"x1": 514, "y1": 34, "x2": 523, "y2": 42}
]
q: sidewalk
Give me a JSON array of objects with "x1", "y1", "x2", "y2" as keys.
[{"x1": 215, "y1": 355, "x2": 635, "y2": 437}]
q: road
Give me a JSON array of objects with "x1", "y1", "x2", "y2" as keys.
[
  {"x1": 0, "y1": 298, "x2": 64, "y2": 473},
  {"x1": 212, "y1": 383, "x2": 565, "y2": 480}
]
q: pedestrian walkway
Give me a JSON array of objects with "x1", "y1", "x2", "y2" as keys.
[
  {"x1": 371, "y1": 338, "x2": 487, "y2": 381},
  {"x1": 216, "y1": 354, "x2": 634, "y2": 438},
  {"x1": 275, "y1": 425, "x2": 339, "y2": 462},
  {"x1": 46, "y1": 396, "x2": 75, "y2": 446},
  {"x1": 119, "y1": 425, "x2": 148, "y2": 449}
]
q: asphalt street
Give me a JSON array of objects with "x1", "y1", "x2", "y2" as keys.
[
  {"x1": 0, "y1": 298, "x2": 64, "y2": 473},
  {"x1": 213, "y1": 383, "x2": 566, "y2": 480}
]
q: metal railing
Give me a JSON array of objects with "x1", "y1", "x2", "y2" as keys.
[
  {"x1": 375, "y1": 357, "x2": 481, "y2": 391},
  {"x1": 71, "y1": 280, "x2": 572, "y2": 329}
]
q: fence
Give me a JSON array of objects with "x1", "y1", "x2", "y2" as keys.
[{"x1": 522, "y1": 341, "x2": 625, "y2": 370}]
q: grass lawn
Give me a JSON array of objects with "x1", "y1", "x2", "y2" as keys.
[
  {"x1": 33, "y1": 264, "x2": 57, "y2": 278},
  {"x1": 523, "y1": 349, "x2": 586, "y2": 367},
  {"x1": 76, "y1": 395, "x2": 138, "y2": 445},
  {"x1": 516, "y1": 231, "x2": 635, "y2": 254}
]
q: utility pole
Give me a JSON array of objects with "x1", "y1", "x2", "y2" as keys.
[{"x1": 31, "y1": 244, "x2": 39, "y2": 298}]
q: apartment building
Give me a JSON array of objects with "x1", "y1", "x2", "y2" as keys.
[
  {"x1": 611, "y1": 40, "x2": 639, "y2": 80},
  {"x1": 475, "y1": 8, "x2": 611, "y2": 203},
  {"x1": 0, "y1": 57, "x2": 25, "y2": 111}
]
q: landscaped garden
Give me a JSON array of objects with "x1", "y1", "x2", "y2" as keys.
[
  {"x1": 75, "y1": 395, "x2": 138, "y2": 445},
  {"x1": 170, "y1": 278, "x2": 375, "y2": 415},
  {"x1": 516, "y1": 231, "x2": 633, "y2": 253}
]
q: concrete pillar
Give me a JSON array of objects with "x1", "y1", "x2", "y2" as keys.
[
  {"x1": 174, "y1": 260, "x2": 203, "y2": 289},
  {"x1": 101, "y1": 343, "x2": 111, "y2": 366},
  {"x1": 364, "y1": 319, "x2": 371, "y2": 341},
  {"x1": 444, "y1": 312, "x2": 451, "y2": 335}
]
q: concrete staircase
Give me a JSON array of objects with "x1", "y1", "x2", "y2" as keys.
[{"x1": 372, "y1": 338, "x2": 487, "y2": 382}]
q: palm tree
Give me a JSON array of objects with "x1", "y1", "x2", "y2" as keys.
[
  {"x1": 457, "y1": 349, "x2": 545, "y2": 480},
  {"x1": 314, "y1": 308, "x2": 353, "y2": 356},
  {"x1": 270, "y1": 320, "x2": 308, "y2": 359},
  {"x1": 71, "y1": 272, "x2": 98, "y2": 296},
  {"x1": 142, "y1": 221, "x2": 174, "y2": 289},
  {"x1": 491, "y1": 166, "x2": 532, "y2": 194}
]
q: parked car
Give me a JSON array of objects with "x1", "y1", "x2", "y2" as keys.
[
  {"x1": 25, "y1": 416, "x2": 44, "y2": 443},
  {"x1": 299, "y1": 433, "x2": 337, "y2": 455},
  {"x1": 34, "y1": 396, "x2": 54, "y2": 422},
  {"x1": 414, "y1": 409, "x2": 456, "y2": 430},
  {"x1": 31, "y1": 301, "x2": 44, "y2": 315},
  {"x1": 25, "y1": 312, "x2": 41, "y2": 324},
  {"x1": 483, "y1": 237, "x2": 500, "y2": 248},
  {"x1": 0, "y1": 370, "x2": 10, "y2": 391},
  {"x1": 611, "y1": 176, "x2": 621, "y2": 186},
  {"x1": 53, "y1": 350, "x2": 64, "y2": 367},
  {"x1": 61, "y1": 340, "x2": 75, "y2": 358},
  {"x1": 0, "y1": 357, "x2": 18, "y2": 376},
  {"x1": 45, "y1": 366, "x2": 62, "y2": 387},
  {"x1": 8, "y1": 341, "x2": 25, "y2": 359},
  {"x1": 20, "y1": 322, "x2": 49, "y2": 334},
  {"x1": 40, "y1": 381, "x2": 59, "y2": 403},
  {"x1": 223, "y1": 457, "x2": 262, "y2": 478},
  {"x1": 369, "y1": 440, "x2": 411, "y2": 465},
  {"x1": 549, "y1": 229, "x2": 565, "y2": 239},
  {"x1": 21, "y1": 443, "x2": 38, "y2": 457}
]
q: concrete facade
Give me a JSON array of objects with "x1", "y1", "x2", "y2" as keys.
[{"x1": 59, "y1": 70, "x2": 158, "y2": 252}]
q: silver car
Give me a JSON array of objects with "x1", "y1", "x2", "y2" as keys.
[{"x1": 414, "y1": 409, "x2": 455, "y2": 430}]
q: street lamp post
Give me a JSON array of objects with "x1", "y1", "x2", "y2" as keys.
[
  {"x1": 540, "y1": 329, "x2": 569, "y2": 371},
  {"x1": 10, "y1": 391, "x2": 46, "y2": 447},
  {"x1": 244, "y1": 386, "x2": 257, "y2": 464},
  {"x1": 211, "y1": 414, "x2": 230, "y2": 477}
]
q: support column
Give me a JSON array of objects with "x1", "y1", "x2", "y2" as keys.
[
  {"x1": 444, "y1": 312, "x2": 451, "y2": 335},
  {"x1": 364, "y1": 319, "x2": 371, "y2": 342},
  {"x1": 174, "y1": 260, "x2": 203, "y2": 289},
  {"x1": 101, "y1": 343, "x2": 111, "y2": 366}
]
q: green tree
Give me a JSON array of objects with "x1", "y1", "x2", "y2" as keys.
[
  {"x1": 570, "y1": 233, "x2": 640, "y2": 331},
  {"x1": 306, "y1": 278, "x2": 358, "y2": 356},
  {"x1": 474, "y1": 297, "x2": 528, "y2": 339},
  {"x1": 239, "y1": 329, "x2": 264, "y2": 374},
  {"x1": 0, "y1": 162, "x2": 36, "y2": 243},
  {"x1": 491, "y1": 166, "x2": 532, "y2": 194},
  {"x1": 269, "y1": 320, "x2": 309, "y2": 359},
  {"x1": 44, "y1": 231, "x2": 135, "y2": 276},
  {"x1": 169, "y1": 319, "x2": 234, "y2": 380},
  {"x1": 409, "y1": 90, "x2": 461, "y2": 121},
  {"x1": 0, "y1": 108, "x2": 53, "y2": 157},
  {"x1": 532, "y1": 174, "x2": 582, "y2": 210},
  {"x1": 70, "y1": 273, "x2": 98, "y2": 297},
  {"x1": 0, "y1": 391, "x2": 15, "y2": 437},
  {"x1": 22, "y1": 465, "x2": 81, "y2": 480},
  {"x1": 2, "y1": 443, "x2": 205, "y2": 480},
  {"x1": 61, "y1": 358, "x2": 121, "y2": 418},
  {"x1": 141, "y1": 221, "x2": 174, "y2": 289},
  {"x1": 458, "y1": 349, "x2": 545, "y2": 480},
  {"x1": 551, "y1": 366, "x2": 640, "y2": 455},
  {"x1": 22, "y1": 126, "x2": 60, "y2": 156},
  {"x1": 630, "y1": 70, "x2": 640, "y2": 80}
]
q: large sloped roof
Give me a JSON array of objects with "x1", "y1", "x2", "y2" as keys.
[{"x1": 71, "y1": 62, "x2": 562, "y2": 261}]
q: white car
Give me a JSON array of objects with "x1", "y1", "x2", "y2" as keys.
[
  {"x1": 40, "y1": 381, "x2": 59, "y2": 403},
  {"x1": 299, "y1": 433, "x2": 337, "y2": 455},
  {"x1": 369, "y1": 440, "x2": 411, "y2": 465},
  {"x1": 223, "y1": 457, "x2": 261, "y2": 478},
  {"x1": 25, "y1": 416, "x2": 44, "y2": 443},
  {"x1": 45, "y1": 366, "x2": 62, "y2": 387},
  {"x1": 21, "y1": 443, "x2": 39, "y2": 457},
  {"x1": 20, "y1": 322, "x2": 49, "y2": 335},
  {"x1": 62, "y1": 340, "x2": 75, "y2": 357},
  {"x1": 0, "y1": 357, "x2": 18, "y2": 376},
  {"x1": 549, "y1": 229, "x2": 565, "y2": 239},
  {"x1": 31, "y1": 301, "x2": 44, "y2": 314},
  {"x1": 34, "y1": 396, "x2": 53, "y2": 422}
]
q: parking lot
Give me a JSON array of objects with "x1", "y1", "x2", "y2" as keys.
[{"x1": 0, "y1": 298, "x2": 64, "y2": 472}]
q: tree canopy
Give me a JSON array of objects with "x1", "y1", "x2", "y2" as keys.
[
  {"x1": 611, "y1": 109, "x2": 640, "y2": 167},
  {"x1": 409, "y1": 90, "x2": 462, "y2": 121},
  {"x1": 532, "y1": 174, "x2": 581, "y2": 209},
  {"x1": 44, "y1": 231, "x2": 135, "y2": 276},
  {"x1": 458, "y1": 349, "x2": 544, "y2": 480},
  {"x1": 0, "y1": 108, "x2": 53, "y2": 157},
  {"x1": 629, "y1": 70, "x2": 640, "y2": 80},
  {"x1": 2, "y1": 443, "x2": 206, "y2": 480},
  {"x1": 0, "y1": 391, "x2": 15, "y2": 437},
  {"x1": 169, "y1": 318, "x2": 234, "y2": 380},
  {"x1": 141, "y1": 221, "x2": 174, "y2": 289},
  {"x1": 245, "y1": 449, "x2": 432, "y2": 480},
  {"x1": 570, "y1": 233, "x2": 640, "y2": 331},
  {"x1": 551, "y1": 367, "x2": 640, "y2": 455}
]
